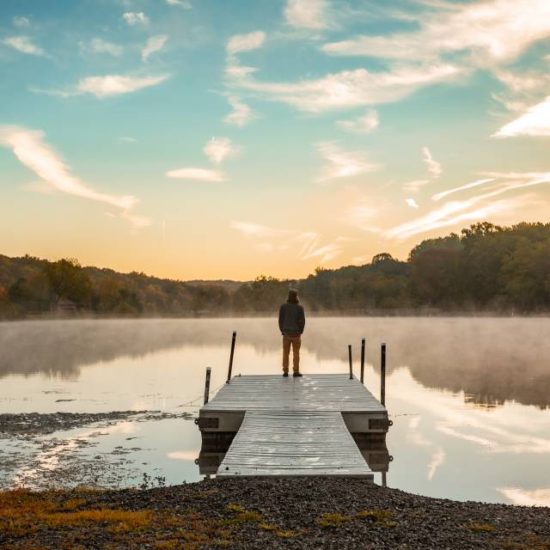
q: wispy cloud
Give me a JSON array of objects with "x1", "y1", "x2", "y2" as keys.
[
  {"x1": 422, "y1": 146, "x2": 442, "y2": 178},
  {"x1": 336, "y1": 110, "x2": 379, "y2": 133},
  {"x1": 492, "y1": 69, "x2": 550, "y2": 113},
  {"x1": 90, "y1": 38, "x2": 123, "y2": 57},
  {"x1": 78, "y1": 74, "x2": 169, "y2": 98},
  {"x1": 3, "y1": 36, "x2": 45, "y2": 56},
  {"x1": 227, "y1": 63, "x2": 463, "y2": 112},
  {"x1": 0, "y1": 125, "x2": 148, "y2": 226},
  {"x1": 284, "y1": 0, "x2": 328, "y2": 30},
  {"x1": 226, "y1": 31, "x2": 266, "y2": 55},
  {"x1": 432, "y1": 178, "x2": 494, "y2": 202},
  {"x1": 492, "y1": 96, "x2": 550, "y2": 137},
  {"x1": 387, "y1": 199, "x2": 512, "y2": 240},
  {"x1": 322, "y1": 0, "x2": 550, "y2": 66},
  {"x1": 316, "y1": 142, "x2": 379, "y2": 181},
  {"x1": 296, "y1": 232, "x2": 346, "y2": 263},
  {"x1": 203, "y1": 137, "x2": 239, "y2": 164},
  {"x1": 13, "y1": 16, "x2": 30, "y2": 28},
  {"x1": 122, "y1": 12, "x2": 149, "y2": 26},
  {"x1": 406, "y1": 198, "x2": 419, "y2": 209},
  {"x1": 387, "y1": 172, "x2": 550, "y2": 240},
  {"x1": 166, "y1": 0, "x2": 191, "y2": 7},
  {"x1": 142, "y1": 35, "x2": 168, "y2": 62},
  {"x1": 231, "y1": 221, "x2": 345, "y2": 264},
  {"x1": 224, "y1": 95, "x2": 255, "y2": 127},
  {"x1": 166, "y1": 167, "x2": 226, "y2": 182}
]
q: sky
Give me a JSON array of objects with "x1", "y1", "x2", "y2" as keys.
[{"x1": 0, "y1": 0, "x2": 549, "y2": 281}]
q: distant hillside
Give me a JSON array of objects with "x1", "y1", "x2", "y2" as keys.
[
  {"x1": 1, "y1": 221, "x2": 549, "y2": 318},
  {"x1": 186, "y1": 280, "x2": 245, "y2": 292}
]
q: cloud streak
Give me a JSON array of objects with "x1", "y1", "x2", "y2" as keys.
[
  {"x1": 78, "y1": 74, "x2": 170, "y2": 98},
  {"x1": 122, "y1": 12, "x2": 149, "y2": 26},
  {"x1": 90, "y1": 38, "x2": 123, "y2": 57},
  {"x1": 422, "y1": 147, "x2": 442, "y2": 178},
  {"x1": 166, "y1": 168, "x2": 226, "y2": 182},
  {"x1": 493, "y1": 96, "x2": 550, "y2": 137},
  {"x1": 336, "y1": 110, "x2": 379, "y2": 133},
  {"x1": 227, "y1": 63, "x2": 463, "y2": 112},
  {"x1": 226, "y1": 31, "x2": 266, "y2": 55},
  {"x1": 0, "y1": 125, "x2": 148, "y2": 226},
  {"x1": 142, "y1": 35, "x2": 168, "y2": 62},
  {"x1": 3, "y1": 36, "x2": 45, "y2": 56},
  {"x1": 284, "y1": 0, "x2": 328, "y2": 30},
  {"x1": 322, "y1": 0, "x2": 550, "y2": 66},
  {"x1": 387, "y1": 172, "x2": 550, "y2": 239},
  {"x1": 316, "y1": 142, "x2": 379, "y2": 181},
  {"x1": 224, "y1": 95, "x2": 255, "y2": 127},
  {"x1": 231, "y1": 221, "x2": 345, "y2": 264}
]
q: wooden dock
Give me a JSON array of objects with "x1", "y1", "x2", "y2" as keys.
[{"x1": 197, "y1": 374, "x2": 390, "y2": 479}]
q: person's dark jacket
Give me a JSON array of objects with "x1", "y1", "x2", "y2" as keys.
[{"x1": 278, "y1": 303, "x2": 305, "y2": 337}]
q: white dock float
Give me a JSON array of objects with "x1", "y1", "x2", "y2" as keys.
[{"x1": 197, "y1": 374, "x2": 389, "y2": 478}]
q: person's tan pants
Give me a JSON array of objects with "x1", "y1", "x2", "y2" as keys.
[{"x1": 282, "y1": 335, "x2": 301, "y2": 373}]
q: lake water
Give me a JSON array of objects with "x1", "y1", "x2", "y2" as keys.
[{"x1": 0, "y1": 317, "x2": 549, "y2": 505}]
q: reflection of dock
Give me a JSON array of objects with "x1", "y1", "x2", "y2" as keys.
[{"x1": 196, "y1": 374, "x2": 391, "y2": 478}]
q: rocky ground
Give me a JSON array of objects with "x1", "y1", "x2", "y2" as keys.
[{"x1": 1, "y1": 477, "x2": 549, "y2": 549}]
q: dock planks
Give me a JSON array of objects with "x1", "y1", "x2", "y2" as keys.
[
  {"x1": 198, "y1": 374, "x2": 388, "y2": 478},
  {"x1": 217, "y1": 410, "x2": 374, "y2": 478}
]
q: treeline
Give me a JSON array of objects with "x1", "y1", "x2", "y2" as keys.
[{"x1": 1, "y1": 221, "x2": 549, "y2": 318}]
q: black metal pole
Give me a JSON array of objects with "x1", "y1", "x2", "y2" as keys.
[
  {"x1": 381, "y1": 343, "x2": 386, "y2": 406},
  {"x1": 226, "y1": 331, "x2": 236, "y2": 384},
  {"x1": 360, "y1": 338, "x2": 366, "y2": 384},
  {"x1": 348, "y1": 344, "x2": 353, "y2": 380},
  {"x1": 204, "y1": 367, "x2": 211, "y2": 405}
]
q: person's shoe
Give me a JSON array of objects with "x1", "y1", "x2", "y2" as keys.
[
  {"x1": 293, "y1": 372, "x2": 303, "y2": 377},
  {"x1": 283, "y1": 372, "x2": 289, "y2": 377}
]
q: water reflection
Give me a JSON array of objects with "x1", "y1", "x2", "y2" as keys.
[{"x1": 1, "y1": 318, "x2": 549, "y2": 409}]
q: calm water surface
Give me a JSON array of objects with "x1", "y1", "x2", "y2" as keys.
[{"x1": 0, "y1": 317, "x2": 549, "y2": 505}]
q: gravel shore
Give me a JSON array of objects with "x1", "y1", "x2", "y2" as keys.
[{"x1": 1, "y1": 477, "x2": 549, "y2": 549}]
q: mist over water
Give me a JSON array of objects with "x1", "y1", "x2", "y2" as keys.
[
  {"x1": 0, "y1": 317, "x2": 549, "y2": 504},
  {"x1": 1, "y1": 317, "x2": 549, "y2": 409}
]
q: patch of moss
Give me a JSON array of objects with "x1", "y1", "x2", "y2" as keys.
[
  {"x1": 224, "y1": 502, "x2": 245, "y2": 514},
  {"x1": 275, "y1": 529, "x2": 300, "y2": 538},
  {"x1": 224, "y1": 502, "x2": 263, "y2": 524},
  {"x1": 318, "y1": 512, "x2": 353, "y2": 529},
  {"x1": 0, "y1": 490, "x2": 233, "y2": 550}
]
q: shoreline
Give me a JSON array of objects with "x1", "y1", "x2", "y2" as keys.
[
  {"x1": 1, "y1": 478, "x2": 548, "y2": 549},
  {"x1": 2, "y1": 310, "x2": 550, "y2": 322}
]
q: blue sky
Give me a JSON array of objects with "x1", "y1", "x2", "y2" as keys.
[{"x1": 0, "y1": 0, "x2": 549, "y2": 279}]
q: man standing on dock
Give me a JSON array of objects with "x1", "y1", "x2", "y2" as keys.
[{"x1": 278, "y1": 289, "x2": 306, "y2": 378}]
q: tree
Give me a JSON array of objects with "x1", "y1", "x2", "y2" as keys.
[{"x1": 44, "y1": 258, "x2": 92, "y2": 307}]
